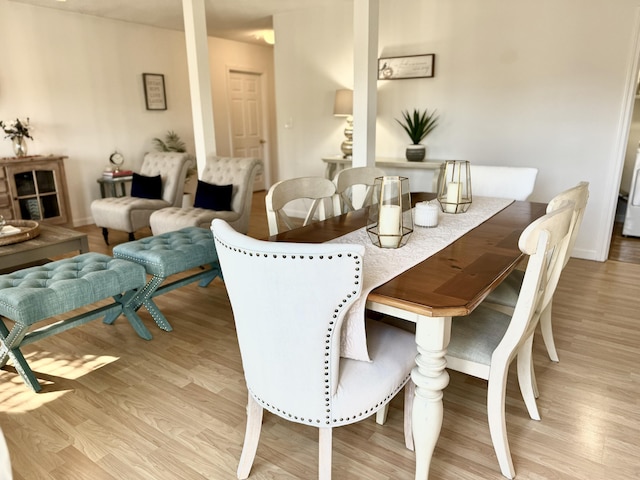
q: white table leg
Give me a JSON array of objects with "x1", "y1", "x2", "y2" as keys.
[{"x1": 412, "y1": 315, "x2": 451, "y2": 480}]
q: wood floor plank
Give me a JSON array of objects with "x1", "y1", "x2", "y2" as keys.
[{"x1": 1, "y1": 191, "x2": 639, "y2": 479}]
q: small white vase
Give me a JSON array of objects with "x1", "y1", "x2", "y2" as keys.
[
  {"x1": 12, "y1": 137, "x2": 27, "y2": 157},
  {"x1": 405, "y1": 144, "x2": 426, "y2": 162}
]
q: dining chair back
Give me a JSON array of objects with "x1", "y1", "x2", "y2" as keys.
[
  {"x1": 332, "y1": 166, "x2": 386, "y2": 214},
  {"x1": 469, "y1": 165, "x2": 538, "y2": 200},
  {"x1": 211, "y1": 219, "x2": 416, "y2": 480},
  {"x1": 444, "y1": 201, "x2": 574, "y2": 479},
  {"x1": 484, "y1": 181, "x2": 590, "y2": 362},
  {"x1": 265, "y1": 176, "x2": 336, "y2": 235}
]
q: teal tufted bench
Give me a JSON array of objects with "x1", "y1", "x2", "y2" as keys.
[
  {"x1": 107, "y1": 226, "x2": 220, "y2": 333},
  {"x1": 0, "y1": 253, "x2": 149, "y2": 392}
]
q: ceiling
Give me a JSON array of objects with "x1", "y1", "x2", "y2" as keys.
[{"x1": 9, "y1": 0, "x2": 351, "y2": 45}]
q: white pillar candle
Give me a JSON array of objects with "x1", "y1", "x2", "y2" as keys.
[
  {"x1": 378, "y1": 204, "x2": 402, "y2": 248},
  {"x1": 445, "y1": 182, "x2": 461, "y2": 213},
  {"x1": 414, "y1": 201, "x2": 439, "y2": 227}
]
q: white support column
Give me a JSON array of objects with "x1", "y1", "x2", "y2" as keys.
[
  {"x1": 182, "y1": 0, "x2": 216, "y2": 174},
  {"x1": 352, "y1": 0, "x2": 379, "y2": 168}
]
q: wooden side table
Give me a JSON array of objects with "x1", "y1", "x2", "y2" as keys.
[{"x1": 97, "y1": 176, "x2": 132, "y2": 198}]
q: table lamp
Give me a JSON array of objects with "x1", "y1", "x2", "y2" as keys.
[
  {"x1": 437, "y1": 160, "x2": 472, "y2": 213},
  {"x1": 333, "y1": 89, "x2": 353, "y2": 158},
  {"x1": 367, "y1": 176, "x2": 413, "y2": 248}
]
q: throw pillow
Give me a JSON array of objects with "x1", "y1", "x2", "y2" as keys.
[
  {"x1": 194, "y1": 181, "x2": 233, "y2": 211},
  {"x1": 131, "y1": 173, "x2": 162, "y2": 199}
]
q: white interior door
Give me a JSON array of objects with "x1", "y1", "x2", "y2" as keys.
[{"x1": 228, "y1": 71, "x2": 266, "y2": 191}]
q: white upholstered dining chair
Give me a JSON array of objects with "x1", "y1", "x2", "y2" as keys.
[
  {"x1": 445, "y1": 201, "x2": 574, "y2": 479},
  {"x1": 332, "y1": 166, "x2": 386, "y2": 214},
  {"x1": 469, "y1": 165, "x2": 538, "y2": 200},
  {"x1": 211, "y1": 219, "x2": 416, "y2": 480},
  {"x1": 265, "y1": 176, "x2": 336, "y2": 235},
  {"x1": 483, "y1": 181, "x2": 590, "y2": 362}
]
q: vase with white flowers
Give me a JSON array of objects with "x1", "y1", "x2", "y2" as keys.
[{"x1": 0, "y1": 118, "x2": 33, "y2": 157}]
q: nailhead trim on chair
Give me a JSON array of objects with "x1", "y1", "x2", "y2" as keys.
[{"x1": 216, "y1": 237, "x2": 396, "y2": 426}]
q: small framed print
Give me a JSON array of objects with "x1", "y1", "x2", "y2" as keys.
[
  {"x1": 378, "y1": 54, "x2": 435, "y2": 80},
  {"x1": 143, "y1": 73, "x2": 167, "y2": 110}
]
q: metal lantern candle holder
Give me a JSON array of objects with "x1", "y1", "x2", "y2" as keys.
[
  {"x1": 437, "y1": 160, "x2": 472, "y2": 214},
  {"x1": 367, "y1": 176, "x2": 413, "y2": 248}
]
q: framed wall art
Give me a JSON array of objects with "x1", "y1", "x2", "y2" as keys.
[
  {"x1": 143, "y1": 73, "x2": 167, "y2": 110},
  {"x1": 378, "y1": 54, "x2": 435, "y2": 80}
]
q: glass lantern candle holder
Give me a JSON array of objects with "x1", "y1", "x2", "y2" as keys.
[
  {"x1": 437, "y1": 160, "x2": 472, "y2": 214},
  {"x1": 367, "y1": 176, "x2": 413, "y2": 248}
]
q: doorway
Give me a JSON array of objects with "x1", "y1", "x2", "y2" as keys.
[{"x1": 227, "y1": 70, "x2": 267, "y2": 191}]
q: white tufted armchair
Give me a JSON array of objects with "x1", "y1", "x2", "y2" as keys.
[
  {"x1": 212, "y1": 219, "x2": 416, "y2": 480},
  {"x1": 150, "y1": 156, "x2": 262, "y2": 235},
  {"x1": 91, "y1": 151, "x2": 194, "y2": 244}
]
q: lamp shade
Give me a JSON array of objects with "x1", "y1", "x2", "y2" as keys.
[{"x1": 333, "y1": 89, "x2": 353, "y2": 117}]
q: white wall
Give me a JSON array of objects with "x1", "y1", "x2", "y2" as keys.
[
  {"x1": 0, "y1": 1, "x2": 193, "y2": 226},
  {"x1": 0, "y1": 0, "x2": 276, "y2": 226},
  {"x1": 208, "y1": 37, "x2": 277, "y2": 185},
  {"x1": 273, "y1": 0, "x2": 640, "y2": 261}
]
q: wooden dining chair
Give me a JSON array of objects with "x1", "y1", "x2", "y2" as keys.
[
  {"x1": 211, "y1": 219, "x2": 416, "y2": 480},
  {"x1": 469, "y1": 165, "x2": 538, "y2": 200},
  {"x1": 483, "y1": 181, "x2": 590, "y2": 362},
  {"x1": 332, "y1": 166, "x2": 386, "y2": 214},
  {"x1": 265, "y1": 176, "x2": 336, "y2": 235},
  {"x1": 444, "y1": 201, "x2": 574, "y2": 479}
]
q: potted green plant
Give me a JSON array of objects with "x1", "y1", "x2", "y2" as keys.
[
  {"x1": 396, "y1": 108, "x2": 439, "y2": 161},
  {"x1": 153, "y1": 130, "x2": 196, "y2": 206}
]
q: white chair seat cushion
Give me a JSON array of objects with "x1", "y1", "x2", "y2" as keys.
[
  {"x1": 329, "y1": 319, "x2": 415, "y2": 424},
  {"x1": 150, "y1": 206, "x2": 241, "y2": 235},
  {"x1": 91, "y1": 196, "x2": 170, "y2": 231},
  {"x1": 486, "y1": 269, "x2": 524, "y2": 308},
  {"x1": 446, "y1": 305, "x2": 511, "y2": 368}
]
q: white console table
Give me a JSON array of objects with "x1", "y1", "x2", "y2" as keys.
[{"x1": 322, "y1": 155, "x2": 460, "y2": 193}]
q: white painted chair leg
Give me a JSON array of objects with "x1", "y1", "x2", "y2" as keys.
[
  {"x1": 487, "y1": 365, "x2": 516, "y2": 479},
  {"x1": 517, "y1": 336, "x2": 541, "y2": 421},
  {"x1": 540, "y1": 304, "x2": 559, "y2": 362},
  {"x1": 404, "y1": 381, "x2": 415, "y2": 451},
  {"x1": 531, "y1": 355, "x2": 539, "y2": 398},
  {"x1": 237, "y1": 394, "x2": 264, "y2": 480},
  {"x1": 376, "y1": 405, "x2": 389, "y2": 425},
  {"x1": 318, "y1": 427, "x2": 333, "y2": 480}
]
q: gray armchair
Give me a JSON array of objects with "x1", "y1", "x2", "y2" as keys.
[
  {"x1": 91, "y1": 151, "x2": 193, "y2": 244},
  {"x1": 149, "y1": 156, "x2": 263, "y2": 235}
]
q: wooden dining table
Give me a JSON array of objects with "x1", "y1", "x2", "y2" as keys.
[{"x1": 269, "y1": 192, "x2": 547, "y2": 479}]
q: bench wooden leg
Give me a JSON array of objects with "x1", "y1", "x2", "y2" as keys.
[
  {"x1": 103, "y1": 291, "x2": 154, "y2": 340},
  {"x1": 0, "y1": 320, "x2": 42, "y2": 392},
  {"x1": 106, "y1": 264, "x2": 222, "y2": 334}
]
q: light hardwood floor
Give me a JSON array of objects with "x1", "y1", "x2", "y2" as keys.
[{"x1": 1, "y1": 193, "x2": 639, "y2": 479}]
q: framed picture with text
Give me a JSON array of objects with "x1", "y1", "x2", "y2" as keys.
[
  {"x1": 378, "y1": 54, "x2": 435, "y2": 80},
  {"x1": 143, "y1": 73, "x2": 167, "y2": 110}
]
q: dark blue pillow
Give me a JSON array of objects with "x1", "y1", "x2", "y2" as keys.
[
  {"x1": 194, "y1": 181, "x2": 233, "y2": 211},
  {"x1": 131, "y1": 173, "x2": 162, "y2": 199}
]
